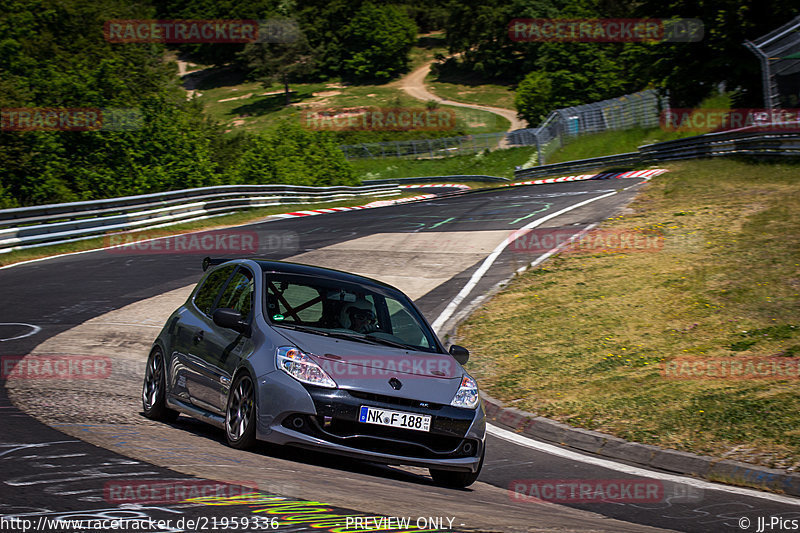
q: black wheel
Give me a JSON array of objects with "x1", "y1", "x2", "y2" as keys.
[
  {"x1": 142, "y1": 347, "x2": 179, "y2": 422},
  {"x1": 430, "y1": 447, "x2": 484, "y2": 488},
  {"x1": 225, "y1": 372, "x2": 257, "y2": 449}
]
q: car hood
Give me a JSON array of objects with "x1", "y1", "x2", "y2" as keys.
[{"x1": 274, "y1": 328, "x2": 464, "y2": 402}]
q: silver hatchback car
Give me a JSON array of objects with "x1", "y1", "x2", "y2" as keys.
[{"x1": 142, "y1": 258, "x2": 485, "y2": 487}]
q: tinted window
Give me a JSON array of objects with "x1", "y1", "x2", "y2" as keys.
[
  {"x1": 217, "y1": 268, "x2": 254, "y2": 319},
  {"x1": 265, "y1": 273, "x2": 436, "y2": 352},
  {"x1": 194, "y1": 265, "x2": 235, "y2": 315}
]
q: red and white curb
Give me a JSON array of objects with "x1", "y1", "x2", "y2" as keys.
[
  {"x1": 506, "y1": 168, "x2": 669, "y2": 187},
  {"x1": 271, "y1": 194, "x2": 435, "y2": 219},
  {"x1": 399, "y1": 183, "x2": 472, "y2": 190}
]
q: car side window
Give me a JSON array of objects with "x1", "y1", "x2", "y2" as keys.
[
  {"x1": 194, "y1": 265, "x2": 235, "y2": 316},
  {"x1": 267, "y1": 281, "x2": 323, "y2": 324},
  {"x1": 217, "y1": 268, "x2": 254, "y2": 319}
]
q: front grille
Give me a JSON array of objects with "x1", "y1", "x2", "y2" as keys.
[
  {"x1": 282, "y1": 414, "x2": 479, "y2": 459},
  {"x1": 347, "y1": 390, "x2": 444, "y2": 410}
]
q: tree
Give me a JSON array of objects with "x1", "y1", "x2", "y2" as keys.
[
  {"x1": 240, "y1": 19, "x2": 315, "y2": 105},
  {"x1": 340, "y1": 3, "x2": 417, "y2": 82},
  {"x1": 626, "y1": 0, "x2": 800, "y2": 106},
  {"x1": 515, "y1": 71, "x2": 553, "y2": 125},
  {"x1": 236, "y1": 120, "x2": 357, "y2": 186}
]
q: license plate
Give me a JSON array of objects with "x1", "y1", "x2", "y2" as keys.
[{"x1": 358, "y1": 406, "x2": 431, "y2": 432}]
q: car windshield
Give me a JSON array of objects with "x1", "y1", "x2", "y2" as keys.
[{"x1": 264, "y1": 273, "x2": 438, "y2": 352}]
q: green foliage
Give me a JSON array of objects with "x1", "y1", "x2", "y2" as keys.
[
  {"x1": 340, "y1": 3, "x2": 418, "y2": 82},
  {"x1": 514, "y1": 71, "x2": 553, "y2": 125},
  {"x1": 0, "y1": 0, "x2": 361, "y2": 207},
  {"x1": 446, "y1": 0, "x2": 800, "y2": 119},
  {"x1": 626, "y1": 0, "x2": 800, "y2": 106},
  {"x1": 239, "y1": 19, "x2": 317, "y2": 105},
  {"x1": 153, "y1": 0, "x2": 280, "y2": 66},
  {"x1": 236, "y1": 120, "x2": 357, "y2": 186}
]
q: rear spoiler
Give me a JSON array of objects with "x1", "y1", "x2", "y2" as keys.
[{"x1": 202, "y1": 256, "x2": 235, "y2": 272}]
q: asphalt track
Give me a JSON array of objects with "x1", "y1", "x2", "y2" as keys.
[{"x1": 1, "y1": 181, "x2": 796, "y2": 533}]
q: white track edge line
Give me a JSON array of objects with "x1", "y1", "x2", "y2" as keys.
[
  {"x1": 431, "y1": 190, "x2": 617, "y2": 333},
  {"x1": 488, "y1": 424, "x2": 800, "y2": 505}
]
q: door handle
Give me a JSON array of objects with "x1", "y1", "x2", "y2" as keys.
[{"x1": 192, "y1": 330, "x2": 204, "y2": 344}]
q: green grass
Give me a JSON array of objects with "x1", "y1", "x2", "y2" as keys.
[
  {"x1": 198, "y1": 79, "x2": 330, "y2": 133},
  {"x1": 425, "y1": 56, "x2": 517, "y2": 110},
  {"x1": 408, "y1": 32, "x2": 447, "y2": 70},
  {"x1": 458, "y1": 158, "x2": 800, "y2": 472},
  {"x1": 351, "y1": 146, "x2": 538, "y2": 181},
  {"x1": 425, "y1": 77, "x2": 516, "y2": 110},
  {"x1": 197, "y1": 79, "x2": 507, "y2": 136},
  {"x1": 545, "y1": 127, "x2": 686, "y2": 164},
  {"x1": 0, "y1": 192, "x2": 426, "y2": 268},
  {"x1": 189, "y1": 36, "x2": 507, "y2": 137}
]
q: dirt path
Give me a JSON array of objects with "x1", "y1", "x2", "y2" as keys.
[
  {"x1": 398, "y1": 61, "x2": 527, "y2": 132},
  {"x1": 176, "y1": 59, "x2": 215, "y2": 100}
]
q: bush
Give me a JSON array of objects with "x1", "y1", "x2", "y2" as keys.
[{"x1": 236, "y1": 121, "x2": 357, "y2": 187}]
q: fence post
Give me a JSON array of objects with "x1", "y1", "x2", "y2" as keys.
[{"x1": 536, "y1": 131, "x2": 543, "y2": 166}]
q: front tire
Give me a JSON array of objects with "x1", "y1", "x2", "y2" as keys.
[
  {"x1": 142, "y1": 347, "x2": 179, "y2": 422},
  {"x1": 430, "y1": 447, "x2": 484, "y2": 488},
  {"x1": 225, "y1": 373, "x2": 257, "y2": 449}
]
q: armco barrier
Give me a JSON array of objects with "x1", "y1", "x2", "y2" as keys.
[
  {"x1": 513, "y1": 152, "x2": 642, "y2": 180},
  {"x1": 638, "y1": 129, "x2": 800, "y2": 161},
  {"x1": 0, "y1": 184, "x2": 400, "y2": 253},
  {"x1": 515, "y1": 130, "x2": 800, "y2": 179},
  {"x1": 362, "y1": 175, "x2": 509, "y2": 185}
]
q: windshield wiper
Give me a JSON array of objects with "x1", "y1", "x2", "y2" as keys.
[
  {"x1": 273, "y1": 324, "x2": 416, "y2": 349},
  {"x1": 323, "y1": 331, "x2": 385, "y2": 345},
  {"x1": 274, "y1": 323, "x2": 331, "y2": 336},
  {"x1": 275, "y1": 324, "x2": 381, "y2": 345},
  {"x1": 364, "y1": 334, "x2": 416, "y2": 350}
]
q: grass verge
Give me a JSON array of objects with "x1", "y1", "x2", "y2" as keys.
[
  {"x1": 0, "y1": 192, "x2": 427, "y2": 268},
  {"x1": 425, "y1": 77, "x2": 516, "y2": 110},
  {"x1": 545, "y1": 93, "x2": 735, "y2": 164},
  {"x1": 350, "y1": 146, "x2": 538, "y2": 181},
  {"x1": 457, "y1": 158, "x2": 800, "y2": 472}
]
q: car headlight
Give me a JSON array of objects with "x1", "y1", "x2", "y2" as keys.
[
  {"x1": 276, "y1": 346, "x2": 337, "y2": 388},
  {"x1": 450, "y1": 375, "x2": 480, "y2": 409}
]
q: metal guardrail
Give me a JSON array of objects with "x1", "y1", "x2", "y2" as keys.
[
  {"x1": 513, "y1": 152, "x2": 642, "y2": 180},
  {"x1": 514, "y1": 130, "x2": 800, "y2": 179},
  {"x1": 362, "y1": 175, "x2": 509, "y2": 185},
  {"x1": 638, "y1": 129, "x2": 800, "y2": 161},
  {"x1": 0, "y1": 184, "x2": 400, "y2": 254}
]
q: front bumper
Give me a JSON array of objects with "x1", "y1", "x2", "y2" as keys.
[{"x1": 256, "y1": 375, "x2": 485, "y2": 472}]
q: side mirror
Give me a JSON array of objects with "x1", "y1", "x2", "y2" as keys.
[
  {"x1": 213, "y1": 308, "x2": 249, "y2": 334},
  {"x1": 449, "y1": 344, "x2": 470, "y2": 365}
]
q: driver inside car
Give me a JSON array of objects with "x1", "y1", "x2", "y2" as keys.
[{"x1": 340, "y1": 299, "x2": 378, "y2": 333}]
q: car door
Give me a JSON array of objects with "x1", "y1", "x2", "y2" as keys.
[
  {"x1": 172, "y1": 264, "x2": 236, "y2": 413},
  {"x1": 199, "y1": 266, "x2": 255, "y2": 412}
]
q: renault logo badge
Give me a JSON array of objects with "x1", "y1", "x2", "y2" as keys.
[{"x1": 389, "y1": 377, "x2": 402, "y2": 390}]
